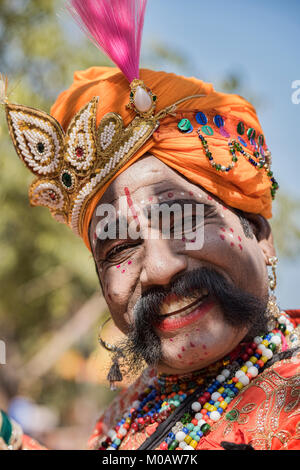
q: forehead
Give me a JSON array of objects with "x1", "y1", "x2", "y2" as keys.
[{"x1": 96, "y1": 154, "x2": 206, "y2": 207}]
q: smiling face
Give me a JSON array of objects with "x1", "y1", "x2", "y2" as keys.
[{"x1": 89, "y1": 154, "x2": 276, "y2": 375}]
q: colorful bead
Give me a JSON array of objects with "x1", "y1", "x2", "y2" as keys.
[
  {"x1": 213, "y1": 115, "x2": 224, "y2": 128},
  {"x1": 237, "y1": 121, "x2": 245, "y2": 135},
  {"x1": 247, "y1": 128, "x2": 256, "y2": 140},
  {"x1": 195, "y1": 111, "x2": 208, "y2": 125},
  {"x1": 201, "y1": 125, "x2": 214, "y2": 136},
  {"x1": 178, "y1": 118, "x2": 192, "y2": 133},
  {"x1": 99, "y1": 324, "x2": 285, "y2": 451}
]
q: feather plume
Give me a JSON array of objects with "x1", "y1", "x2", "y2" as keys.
[{"x1": 67, "y1": 0, "x2": 148, "y2": 83}]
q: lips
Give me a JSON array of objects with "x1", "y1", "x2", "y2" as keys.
[
  {"x1": 157, "y1": 293, "x2": 215, "y2": 332},
  {"x1": 160, "y1": 289, "x2": 209, "y2": 316}
]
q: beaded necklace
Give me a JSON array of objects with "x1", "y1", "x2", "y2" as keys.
[{"x1": 98, "y1": 312, "x2": 296, "y2": 451}]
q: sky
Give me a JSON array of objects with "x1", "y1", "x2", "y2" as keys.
[{"x1": 62, "y1": 0, "x2": 300, "y2": 307}]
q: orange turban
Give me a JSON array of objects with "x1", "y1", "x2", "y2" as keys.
[{"x1": 51, "y1": 66, "x2": 274, "y2": 250}]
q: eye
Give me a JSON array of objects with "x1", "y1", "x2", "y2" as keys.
[{"x1": 105, "y1": 241, "x2": 140, "y2": 262}]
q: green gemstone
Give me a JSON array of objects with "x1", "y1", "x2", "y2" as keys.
[
  {"x1": 268, "y1": 342, "x2": 276, "y2": 352},
  {"x1": 130, "y1": 91, "x2": 134, "y2": 98},
  {"x1": 62, "y1": 172, "x2": 73, "y2": 188},
  {"x1": 247, "y1": 128, "x2": 256, "y2": 140},
  {"x1": 152, "y1": 95, "x2": 157, "y2": 101},
  {"x1": 232, "y1": 156, "x2": 238, "y2": 162},
  {"x1": 278, "y1": 323, "x2": 286, "y2": 333},
  {"x1": 201, "y1": 125, "x2": 214, "y2": 136},
  {"x1": 37, "y1": 142, "x2": 45, "y2": 154},
  {"x1": 215, "y1": 164, "x2": 221, "y2": 171},
  {"x1": 225, "y1": 409, "x2": 239, "y2": 422},
  {"x1": 168, "y1": 440, "x2": 178, "y2": 450},
  {"x1": 200, "y1": 423, "x2": 210, "y2": 435},
  {"x1": 237, "y1": 121, "x2": 245, "y2": 135},
  {"x1": 187, "y1": 423, "x2": 194, "y2": 431},
  {"x1": 267, "y1": 171, "x2": 273, "y2": 177},
  {"x1": 178, "y1": 118, "x2": 192, "y2": 133}
]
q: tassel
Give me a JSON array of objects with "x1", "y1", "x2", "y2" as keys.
[
  {"x1": 107, "y1": 357, "x2": 123, "y2": 391},
  {"x1": 0, "y1": 73, "x2": 8, "y2": 105},
  {"x1": 67, "y1": 0, "x2": 148, "y2": 83}
]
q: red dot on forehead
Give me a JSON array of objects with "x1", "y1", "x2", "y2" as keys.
[{"x1": 220, "y1": 234, "x2": 225, "y2": 240}]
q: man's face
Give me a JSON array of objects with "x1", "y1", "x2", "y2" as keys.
[{"x1": 90, "y1": 155, "x2": 273, "y2": 375}]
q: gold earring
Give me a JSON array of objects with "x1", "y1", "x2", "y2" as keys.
[
  {"x1": 98, "y1": 316, "x2": 124, "y2": 391},
  {"x1": 266, "y1": 256, "x2": 280, "y2": 322},
  {"x1": 268, "y1": 256, "x2": 278, "y2": 291}
]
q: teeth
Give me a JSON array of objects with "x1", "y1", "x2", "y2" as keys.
[{"x1": 160, "y1": 289, "x2": 209, "y2": 316}]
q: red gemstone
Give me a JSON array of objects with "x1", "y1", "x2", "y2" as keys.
[
  {"x1": 131, "y1": 422, "x2": 138, "y2": 431},
  {"x1": 160, "y1": 442, "x2": 168, "y2": 450},
  {"x1": 198, "y1": 396, "x2": 207, "y2": 405},
  {"x1": 49, "y1": 192, "x2": 56, "y2": 200},
  {"x1": 75, "y1": 147, "x2": 84, "y2": 159}
]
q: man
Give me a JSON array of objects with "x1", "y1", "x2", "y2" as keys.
[{"x1": 1, "y1": 0, "x2": 299, "y2": 450}]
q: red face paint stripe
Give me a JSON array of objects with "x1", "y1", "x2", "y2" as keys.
[{"x1": 124, "y1": 187, "x2": 140, "y2": 223}]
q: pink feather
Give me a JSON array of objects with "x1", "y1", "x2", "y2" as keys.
[{"x1": 68, "y1": 0, "x2": 148, "y2": 83}]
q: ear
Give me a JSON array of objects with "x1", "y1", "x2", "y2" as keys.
[{"x1": 244, "y1": 213, "x2": 276, "y2": 265}]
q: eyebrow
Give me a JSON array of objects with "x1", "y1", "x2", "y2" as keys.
[
  {"x1": 92, "y1": 198, "x2": 213, "y2": 253},
  {"x1": 143, "y1": 198, "x2": 211, "y2": 218}
]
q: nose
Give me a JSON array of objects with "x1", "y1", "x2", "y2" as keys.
[{"x1": 140, "y1": 238, "x2": 188, "y2": 289}]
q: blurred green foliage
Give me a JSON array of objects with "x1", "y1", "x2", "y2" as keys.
[{"x1": 0, "y1": 0, "x2": 103, "y2": 361}]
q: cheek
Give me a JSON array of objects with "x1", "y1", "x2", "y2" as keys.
[
  {"x1": 219, "y1": 225, "x2": 244, "y2": 252},
  {"x1": 101, "y1": 259, "x2": 139, "y2": 313}
]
